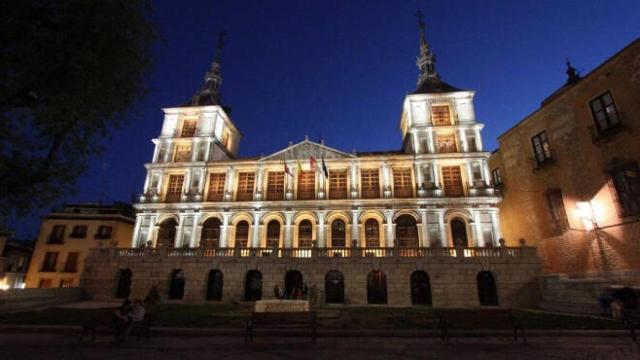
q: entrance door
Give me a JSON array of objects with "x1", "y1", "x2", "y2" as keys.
[
  {"x1": 206, "y1": 270, "x2": 223, "y2": 301},
  {"x1": 285, "y1": 270, "x2": 303, "y2": 298},
  {"x1": 168, "y1": 269, "x2": 185, "y2": 300},
  {"x1": 477, "y1": 271, "x2": 499, "y2": 306},
  {"x1": 410, "y1": 271, "x2": 432, "y2": 305},
  {"x1": 442, "y1": 166, "x2": 464, "y2": 197},
  {"x1": 325, "y1": 270, "x2": 345, "y2": 304},
  {"x1": 244, "y1": 270, "x2": 262, "y2": 301},
  {"x1": 115, "y1": 269, "x2": 132, "y2": 299},
  {"x1": 450, "y1": 218, "x2": 469, "y2": 247},
  {"x1": 367, "y1": 270, "x2": 388, "y2": 304}
]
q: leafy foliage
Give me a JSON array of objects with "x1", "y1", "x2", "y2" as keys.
[{"x1": 0, "y1": 1, "x2": 157, "y2": 224}]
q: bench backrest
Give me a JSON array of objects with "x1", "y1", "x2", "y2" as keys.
[
  {"x1": 251, "y1": 311, "x2": 316, "y2": 325},
  {"x1": 439, "y1": 309, "x2": 514, "y2": 329}
]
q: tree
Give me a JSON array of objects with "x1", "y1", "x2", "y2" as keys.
[{"x1": 0, "y1": 1, "x2": 157, "y2": 224}]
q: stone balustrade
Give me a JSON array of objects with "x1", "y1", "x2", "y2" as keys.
[{"x1": 104, "y1": 245, "x2": 536, "y2": 259}]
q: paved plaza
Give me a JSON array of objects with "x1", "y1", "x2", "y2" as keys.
[{"x1": 1, "y1": 333, "x2": 638, "y2": 360}]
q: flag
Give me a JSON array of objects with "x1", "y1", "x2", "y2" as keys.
[
  {"x1": 283, "y1": 160, "x2": 292, "y2": 177},
  {"x1": 309, "y1": 156, "x2": 318, "y2": 172},
  {"x1": 321, "y1": 157, "x2": 329, "y2": 178}
]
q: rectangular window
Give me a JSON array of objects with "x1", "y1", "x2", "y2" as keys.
[
  {"x1": 96, "y1": 225, "x2": 113, "y2": 239},
  {"x1": 442, "y1": 166, "x2": 464, "y2": 197},
  {"x1": 63, "y1": 252, "x2": 79, "y2": 272},
  {"x1": 69, "y1": 225, "x2": 87, "y2": 238},
  {"x1": 48, "y1": 225, "x2": 65, "y2": 244},
  {"x1": 431, "y1": 105, "x2": 451, "y2": 126},
  {"x1": 41, "y1": 252, "x2": 58, "y2": 272},
  {"x1": 266, "y1": 172, "x2": 285, "y2": 200},
  {"x1": 361, "y1": 169, "x2": 380, "y2": 199},
  {"x1": 590, "y1": 91, "x2": 621, "y2": 134},
  {"x1": 60, "y1": 279, "x2": 74, "y2": 288},
  {"x1": 545, "y1": 189, "x2": 569, "y2": 234},
  {"x1": 166, "y1": 175, "x2": 184, "y2": 202},
  {"x1": 297, "y1": 171, "x2": 316, "y2": 200},
  {"x1": 173, "y1": 144, "x2": 192, "y2": 162},
  {"x1": 491, "y1": 168, "x2": 502, "y2": 186},
  {"x1": 436, "y1": 134, "x2": 457, "y2": 153},
  {"x1": 207, "y1": 173, "x2": 226, "y2": 201},
  {"x1": 236, "y1": 172, "x2": 255, "y2": 201},
  {"x1": 221, "y1": 132, "x2": 230, "y2": 148},
  {"x1": 329, "y1": 170, "x2": 347, "y2": 199},
  {"x1": 531, "y1": 131, "x2": 552, "y2": 165},
  {"x1": 39, "y1": 279, "x2": 53, "y2": 288},
  {"x1": 181, "y1": 120, "x2": 197, "y2": 137},
  {"x1": 393, "y1": 168, "x2": 413, "y2": 198},
  {"x1": 609, "y1": 163, "x2": 640, "y2": 217}
]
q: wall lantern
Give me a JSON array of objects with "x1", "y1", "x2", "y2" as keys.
[{"x1": 576, "y1": 201, "x2": 598, "y2": 230}]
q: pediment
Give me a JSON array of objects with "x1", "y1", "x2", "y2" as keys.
[{"x1": 261, "y1": 140, "x2": 355, "y2": 161}]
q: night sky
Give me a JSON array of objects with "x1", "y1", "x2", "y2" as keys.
[{"x1": 10, "y1": 0, "x2": 640, "y2": 239}]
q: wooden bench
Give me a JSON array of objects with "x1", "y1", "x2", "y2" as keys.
[
  {"x1": 623, "y1": 309, "x2": 640, "y2": 342},
  {"x1": 246, "y1": 311, "x2": 317, "y2": 343},
  {"x1": 438, "y1": 309, "x2": 525, "y2": 343}
]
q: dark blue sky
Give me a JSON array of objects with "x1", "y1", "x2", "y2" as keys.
[{"x1": 10, "y1": 0, "x2": 640, "y2": 239}]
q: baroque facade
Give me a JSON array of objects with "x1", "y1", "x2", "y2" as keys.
[
  {"x1": 489, "y1": 39, "x2": 640, "y2": 284},
  {"x1": 131, "y1": 21, "x2": 502, "y2": 254}
]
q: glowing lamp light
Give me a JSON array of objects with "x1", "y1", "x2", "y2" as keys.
[{"x1": 576, "y1": 201, "x2": 597, "y2": 230}]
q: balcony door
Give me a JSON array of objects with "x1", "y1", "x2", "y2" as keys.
[{"x1": 442, "y1": 166, "x2": 464, "y2": 197}]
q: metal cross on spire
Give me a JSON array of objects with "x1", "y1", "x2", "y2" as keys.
[{"x1": 217, "y1": 30, "x2": 227, "y2": 52}]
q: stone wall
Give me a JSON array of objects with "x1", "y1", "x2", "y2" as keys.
[
  {"x1": 81, "y1": 247, "x2": 541, "y2": 308},
  {"x1": 0, "y1": 287, "x2": 87, "y2": 312},
  {"x1": 537, "y1": 274, "x2": 609, "y2": 315}
]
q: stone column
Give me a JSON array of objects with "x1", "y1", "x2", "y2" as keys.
[
  {"x1": 151, "y1": 142, "x2": 160, "y2": 163},
  {"x1": 190, "y1": 213, "x2": 202, "y2": 248},
  {"x1": 465, "y1": 160, "x2": 474, "y2": 188},
  {"x1": 438, "y1": 210, "x2": 447, "y2": 247},
  {"x1": 316, "y1": 210, "x2": 326, "y2": 247},
  {"x1": 164, "y1": 140, "x2": 173, "y2": 162},
  {"x1": 349, "y1": 162, "x2": 359, "y2": 198},
  {"x1": 490, "y1": 210, "x2": 502, "y2": 246},
  {"x1": 432, "y1": 161, "x2": 440, "y2": 188},
  {"x1": 146, "y1": 215, "x2": 157, "y2": 247},
  {"x1": 255, "y1": 166, "x2": 264, "y2": 201},
  {"x1": 482, "y1": 159, "x2": 492, "y2": 186},
  {"x1": 225, "y1": 166, "x2": 235, "y2": 201},
  {"x1": 427, "y1": 129, "x2": 435, "y2": 154},
  {"x1": 411, "y1": 130, "x2": 421, "y2": 154},
  {"x1": 414, "y1": 162, "x2": 423, "y2": 189},
  {"x1": 131, "y1": 215, "x2": 143, "y2": 247},
  {"x1": 419, "y1": 210, "x2": 429, "y2": 247},
  {"x1": 384, "y1": 210, "x2": 394, "y2": 247},
  {"x1": 174, "y1": 214, "x2": 185, "y2": 247},
  {"x1": 458, "y1": 128, "x2": 468, "y2": 153},
  {"x1": 473, "y1": 210, "x2": 484, "y2": 247},
  {"x1": 350, "y1": 209, "x2": 360, "y2": 245},
  {"x1": 252, "y1": 210, "x2": 262, "y2": 248},
  {"x1": 284, "y1": 211, "x2": 294, "y2": 248},
  {"x1": 220, "y1": 212, "x2": 230, "y2": 247},
  {"x1": 474, "y1": 128, "x2": 483, "y2": 152},
  {"x1": 142, "y1": 173, "x2": 152, "y2": 195}
]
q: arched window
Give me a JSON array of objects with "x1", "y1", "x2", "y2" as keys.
[
  {"x1": 331, "y1": 219, "x2": 346, "y2": 247},
  {"x1": 367, "y1": 270, "x2": 388, "y2": 304},
  {"x1": 157, "y1": 218, "x2": 178, "y2": 248},
  {"x1": 201, "y1": 218, "x2": 222, "y2": 247},
  {"x1": 365, "y1": 219, "x2": 380, "y2": 247},
  {"x1": 235, "y1": 220, "x2": 249, "y2": 247},
  {"x1": 396, "y1": 215, "x2": 418, "y2": 247},
  {"x1": 410, "y1": 271, "x2": 432, "y2": 306},
  {"x1": 325, "y1": 270, "x2": 345, "y2": 304},
  {"x1": 169, "y1": 269, "x2": 185, "y2": 300},
  {"x1": 206, "y1": 269, "x2": 223, "y2": 301},
  {"x1": 451, "y1": 218, "x2": 468, "y2": 247},
  {"x1": 284, "y1": 270, "x2": 303, "y2": 299},
  {"x1": 266, "y1": 220, "x2": 280, "y2": 248},
  {"x1": 244, "y1": 270, "x2": 262, "y2": 301},
  {"x1": 298, "y1": 220, "x2": 313, "y2": 248},
  {"x1": 115, "y1": 269, "x2": 132, "y2": 299},
  {"x1": 477, "y1": 271, "x2": 498, "y2": 306}
]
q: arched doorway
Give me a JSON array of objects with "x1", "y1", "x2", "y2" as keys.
[
  {"x1": 325, "y1": 270, "x2": 345, "y2": 304},
  {"x1": 206, "y1": 269, "x2": 223, "y2": 301},
  {"x1": 451, "y1": 218, "x2": 468, "y2": 247},
  {"x1": 115, "y1": 269, "x2": 132, "y2": 299},
  {"x1": 396, "y1": 215, "x2": 418, "y2": 247},
  {"x1": 169, "y1": 269, "x2": 185, "y2": 300},
  {"x1": 157, "y1": 218, "x2": 177, "y2": 248},
  {"x1": 367, "y1": 270, "x2": 388, "y2": 304},
  {"x1": 244, "y1": 270, "x2": 262, "y2": 301},
  {"x1": 331, "y1": 219, "x2": 346, "y2": 247},
  {"x1": 235, "y1": 220, "x2": 249, "y2": 247},
  {"x1": 284, "y1": 270, "x2": 303, "y2": 299},
  {"x1": 201, "y1": 218, "x2": 222, "y2": 247},
  {"x1": 477, "y1": 271, "x2": 498, "y2": 306},
  {"x1": 298, "y1": 220, "x2": 313, "y2": 248},
  {"x1": 410, "y1": 271, "x2": 432, "y2": 306},
  {"x1": 266, "y1": 220, "x2": 280, "y2": 248},
  {"x1": 365, "y1": 219, "x2": 380, "y2": 247}
]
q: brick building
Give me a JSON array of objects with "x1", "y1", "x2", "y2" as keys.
[{"x1": 489, "y1": 39, "x2": 640, "y2": 284}]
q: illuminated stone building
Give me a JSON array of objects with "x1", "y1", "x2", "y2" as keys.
[
  {"x1": 82, "y1": 18, "x2": 540, "y2": 307},
  {"x1": 489, "y1": 39, "x2": 640, "y2": 284}
]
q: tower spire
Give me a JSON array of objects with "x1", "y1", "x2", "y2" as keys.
[
  {"x1": 415, "y1": 11, "x2": 438, "y2": 86},
  {"x1": 191, "y1": 30, "x2": 227, "y2": 106}
]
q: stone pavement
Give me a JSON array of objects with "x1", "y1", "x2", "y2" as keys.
[{"x1": 1, "y1": 333, "x2": 639, "y2": 360}]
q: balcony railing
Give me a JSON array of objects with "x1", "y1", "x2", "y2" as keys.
[{"x1": 104, "y1": 246, "x2": 536, "y2": 259}]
